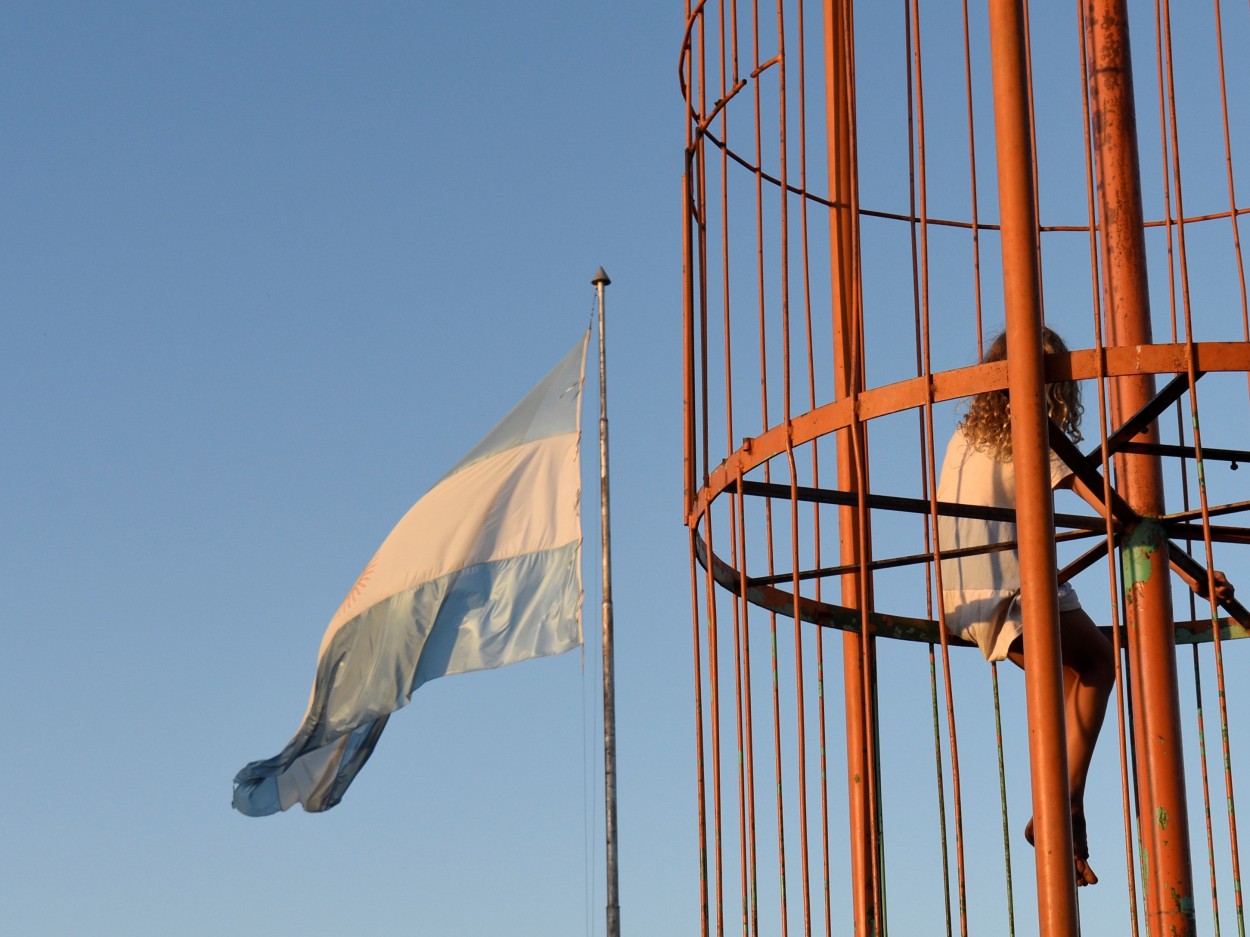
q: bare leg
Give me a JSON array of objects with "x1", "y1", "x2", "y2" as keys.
[{"x1": 1009, "y1": 607, "x2": 1116, "y2": 886}]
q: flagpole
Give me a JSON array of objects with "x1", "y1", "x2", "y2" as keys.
[{"x1": 592, "y1": 266, "x2": 620, "y2": 937}]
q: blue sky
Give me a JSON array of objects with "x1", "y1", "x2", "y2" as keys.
[
  {"x1": 4, "y1": 2, "x2": 1249, "y2": 936},
  {"x1": 4, "y1": 3, "x2": 684, "y2": 934}
]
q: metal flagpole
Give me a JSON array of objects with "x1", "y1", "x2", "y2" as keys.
[{"x1": 592, "y1": 266, "x2": 620, "y2": 937}]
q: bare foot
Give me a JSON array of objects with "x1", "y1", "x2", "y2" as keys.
[
  {"x1": 1024, "y1": 815, "x2": 1099, "y2": 886},
  {"x1": 1071, "y1": 813, "x2": 1098, "y2": 886}
]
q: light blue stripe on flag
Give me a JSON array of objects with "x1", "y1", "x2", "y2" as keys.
[{"x1": 233, "y1": 334, "x2": 588, "y2": 816}]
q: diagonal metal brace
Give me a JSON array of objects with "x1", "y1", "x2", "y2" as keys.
[
  {"x1": 1080, "y1": 372, "x2": 1195, "y2": 470},
  {"x1": 1050, "y1": 421, "x2": 1248, "y2": 627}
]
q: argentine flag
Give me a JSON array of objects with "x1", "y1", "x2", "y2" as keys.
[{"x1": 233, "y1": 334, "x2": 587, "y2": 815}]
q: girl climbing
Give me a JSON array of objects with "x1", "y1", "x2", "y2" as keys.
[{"x1": 936, "y1": 327, "x2": 1113, "y2": 887}]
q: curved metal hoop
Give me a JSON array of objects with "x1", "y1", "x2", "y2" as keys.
[{"x1": 692, "y1": 341, "x2": 1250, "y2": 647}]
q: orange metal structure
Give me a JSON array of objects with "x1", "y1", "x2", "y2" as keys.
[
  {"x1": 987, "y1": 3, "x2": 1080, "y2": 931},
  {"x1": 682, "y1": 1, "x2": 1250, "y2": 934}
]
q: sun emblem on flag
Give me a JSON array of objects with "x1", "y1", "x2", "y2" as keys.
[{"x1": 335, "y1": 557, "x2": 377, "y2": 621}]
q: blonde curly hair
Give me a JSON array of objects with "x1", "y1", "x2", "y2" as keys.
[{"x1": 959, "y1": 327, "x2": 1083, "y2": 461}]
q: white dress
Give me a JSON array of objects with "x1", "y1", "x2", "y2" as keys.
[{"x1": 935, "y1": 427, "x2": 1080, "y2": 661}]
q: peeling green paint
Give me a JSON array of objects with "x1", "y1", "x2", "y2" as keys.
[
  {"x1": 1157, "y1": 806, "x2": 1169, "y2": 830},
  {"x1": 1165, "y1": 887, "x2": 1196, "y2": 934},
  {"x1": 1121, "y1": 519, "x2": 1164, "y2": 590}
]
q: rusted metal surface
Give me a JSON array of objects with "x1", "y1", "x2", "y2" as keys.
[
  {"x1": 985, "y1": 2, "x2": 1081, "y2": 928},
  {"x1": 690, "y1": 344, "x2": 1250, "y2": 527},
  {"x1": 702, "y1": 528, "x2": 1250, "y2": 651},
  {"x1": 823, "y1": 0, "x2": 882, "y2": 929},
  {"x1": 1088, "y1": 0, "x2": 1194, "y2": 930},
  {"x1": 681, "y1": 0, "x2": 1250, "y2": 933}
]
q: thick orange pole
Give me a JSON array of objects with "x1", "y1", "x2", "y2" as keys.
[
  {"x1": 823, "y1": 1, "x2": 880, "y2": 933},
  {"x1": 986, "y1": 1, "x2": 1080, "y2": 934},
  {"x1": 1086, "y1": 1, "x2": 1195, "y2": 932}
]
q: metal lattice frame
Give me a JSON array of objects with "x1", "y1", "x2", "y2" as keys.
[{"x1": 682, "y1": 1, "x2": 1250, "y2": 934}]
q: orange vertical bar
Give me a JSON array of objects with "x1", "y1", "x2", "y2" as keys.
[
  {"x1": 1086, "y1": 1, "x2": 1195, "y2": 932},
  {"x1": 682, "y1": 7, "x2": 709, "y2": 935},
  {"x1": 689, "y1": 533, "x2": 711, "y2": 937},
  {"x1": 822, "y1": 1, "x2": 878, "y2": 934},
  {"x1": 986, "y1": 1, "x2": 1080, "y2": 934}
]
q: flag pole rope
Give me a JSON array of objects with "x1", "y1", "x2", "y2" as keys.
[{"x1": 581, "y1": 285, "x2": 599, "y2": 937}]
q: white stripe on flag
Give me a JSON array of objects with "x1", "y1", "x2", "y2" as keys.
[{"x1": 233, "y1": 334, "x2": 588, "y2": 816}]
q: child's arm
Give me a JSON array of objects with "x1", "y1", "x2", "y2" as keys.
[
  {"x1": 1195, "y1": 569, "x2": 1236, "y2": 604},
  {"x1": 1055, "y1": 470, "x2": 1240, "y2": 611}
]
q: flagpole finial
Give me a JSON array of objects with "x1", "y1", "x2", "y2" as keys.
[{"x1": 592, "y1": 267, "x2": 611, "y2": 286}]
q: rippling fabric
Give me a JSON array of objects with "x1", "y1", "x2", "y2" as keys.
[{"x1": 233, "y1": 335, "x2": 587, "y2": 815}]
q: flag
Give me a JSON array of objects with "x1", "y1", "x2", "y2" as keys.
[{"x1": 233, "y1": 334, "x2": 588, "y2": 816}]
